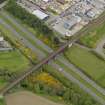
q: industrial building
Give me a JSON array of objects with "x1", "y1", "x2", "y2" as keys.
[{"x1": 32, "y1": 10, "x2": 49, "y2": 20}]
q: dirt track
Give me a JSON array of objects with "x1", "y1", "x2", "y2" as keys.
[{"x1": 5, "y1": 91, "x2": 63, "y2": 105}]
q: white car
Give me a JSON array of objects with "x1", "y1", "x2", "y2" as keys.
[{"x1": 59, "y1": 68, "x2": 63, "y2": 71}]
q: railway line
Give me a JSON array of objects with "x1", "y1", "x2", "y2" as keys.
[{"x1": 0, "y1": 22, "x2": 88, "y2": 95}]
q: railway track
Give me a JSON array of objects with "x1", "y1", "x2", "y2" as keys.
[
  {"x1": 0, "y1": 21, "x2": 96, "y2": 95},
  {"x1": 0, "y1": 30, "x2": 82, "y2": 95}
]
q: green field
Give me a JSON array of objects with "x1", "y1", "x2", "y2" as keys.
[
  {"x1": 0, "y1": 50, "x2": 30, "y2": 88},
  {"x1": 80, "y1": 12, "x2": 105, "y2": 48},
  {"x1": 65, "y1": 45, "x2": 105, "y2": 87},
  {"x1": 0, "y1": 50, "x2": 30, "y2": 72}
]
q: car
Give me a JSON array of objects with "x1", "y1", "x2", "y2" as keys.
[{"x1": 59, "y1": 68, "x2": 63, "y2": 71}]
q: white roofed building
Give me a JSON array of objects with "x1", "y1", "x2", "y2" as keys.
[
  {"x1": 32, "y1": 9, "x2": 49, "y2": 20},
  {"x1": 42, "y1": 0, "x2": 50, "y2": 2}
]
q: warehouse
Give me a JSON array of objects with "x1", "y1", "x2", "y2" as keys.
[
  {"x1": 42, "y1": 0, "x2": 50, "y2": 2},
  {"x1": 32, "y1": 10, "x2": 49, "y2": 20}
]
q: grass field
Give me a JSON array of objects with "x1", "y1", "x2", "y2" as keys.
[
  {"x1": 45, "y1": 61, "x2": 105, "y2": 101},
  {"x1": 65, "y1": 45, "x2": 105, "y2": 88},
  {"x1": 80, "y1": 12, "x2": 105, "y2": 48},
  {"x1": 0, "y1": 50, "x2": 30, "y2": 72}
]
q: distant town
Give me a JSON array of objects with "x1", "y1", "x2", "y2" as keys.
[{"x1": 18, "y1": 0, "x2": 105, "y2": 36}]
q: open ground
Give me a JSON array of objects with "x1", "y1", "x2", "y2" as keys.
[{"x1": 5, "y1": 91, "x2": 64, "y2": 105}]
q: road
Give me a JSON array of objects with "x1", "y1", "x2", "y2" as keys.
[
  {"x1": 52, "y1": 63, "x2": 105, "y2": 105},
  {"x1": 0, "y1": 11, "x2": 105, "y2": 104},
  {"x1": 1, "y1": 11, "x2": 105, "y2": 97},
  {"x1": 1, "y1": 11, "x2": 53, "y2": 53},
  {"x1": 95, "y1": 37, "x2": 105, "y2": 59}
]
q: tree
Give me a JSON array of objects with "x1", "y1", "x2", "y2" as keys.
[
  {"x1": 54, "y1": 37, "x2": 60, "y2": 45},
  {"x1": 63, "y1": 88, "x2": 71, "y2": 102},
  {"x1": 34, "y1": 83, "x2": 41, "y2": 93}
]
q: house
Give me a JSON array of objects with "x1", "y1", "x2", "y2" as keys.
[{"x1": 0, "y1": 36, "x2": 13, "y2": 51}]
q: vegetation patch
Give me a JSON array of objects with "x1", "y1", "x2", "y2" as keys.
[
  {"x1": 35, "y1": 72, "x2": 65, "y2": 93},
  {"x1": 22, "y1": 71, "x2": 65, "y2": 98},
  {"x1": 0, "y1": 98, "x2": 5, "y2": 105}
]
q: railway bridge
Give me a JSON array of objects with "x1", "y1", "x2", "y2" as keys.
[
  {"x1": 0, "y1": 17, "x2": 102, "y2": 95},
  {"x1": 0, "y1": 37, "x2": 76, "y2": 95}
]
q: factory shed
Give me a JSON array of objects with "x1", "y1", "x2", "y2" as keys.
[
  {"x1": 43, "y1": 0, "x2": 50, "y2": 2},
  {"x1": 32, "y1": 10, "x2": 49, "y2": 20}
]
